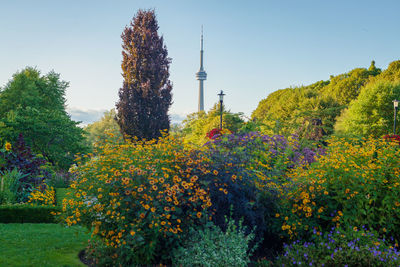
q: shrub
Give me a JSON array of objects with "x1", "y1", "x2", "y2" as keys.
[
  {"x1": 0, "y1": 170, "x2": 16, "y2": 204},
  {"x1": 273, "y1": 226, "x2": 400, "y2": 266},
  {"x1": 278, "y1": 136, "x2": 400, "y2": 240},
  {"x1": 27, "y1": 185, "x2": 55, "y2": 206},
  {"x1": 46, "y1": 171, "x2": 73, "y2": 188},
  {"x1": 0, "y1": 134, "x2": 51, "y2": 202},
  {"x1": 61, "y1": 134, "x2": 212, "y2": 265},
  {"x1": 172, "y1": 216, "x2": 257, "y2": 267},
  {"x1": 0, "y1": 204, "x2": 60, "y2": 223},
  {"x1": 194, "y1": 132, "x2": 324, "y2": 256}
]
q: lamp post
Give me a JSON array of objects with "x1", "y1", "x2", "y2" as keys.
[
  {"x1": 394, "y1": 99, "x2": 399, "y2": 135},
  {"x1": 218, "y1": 90, "x2": 225, "y2": 130}
]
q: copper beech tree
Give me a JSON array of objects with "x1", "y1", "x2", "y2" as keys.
[{"x1": 116, "y1": 9, "x2": 172, "y2": 140}]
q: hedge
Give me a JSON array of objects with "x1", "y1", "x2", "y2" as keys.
[{"x1": 0, "y1": 204, "x2": 61, "y2": 223}]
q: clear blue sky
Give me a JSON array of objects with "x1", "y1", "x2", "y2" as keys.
[{"x1": 1, "y1": 0, "x2": 399, "y2": 124}]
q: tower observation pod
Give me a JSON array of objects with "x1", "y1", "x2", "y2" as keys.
[{"x1": 196, "y1": 28, "x2": 207, "y2": 112}]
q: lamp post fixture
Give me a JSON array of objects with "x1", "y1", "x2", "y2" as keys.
[
  {"x1": 394, "y1": 99, "x2": 399, "y2": 135},
  {"x1": 218, "y1": 90, "x2": 225, "y2": 130}
]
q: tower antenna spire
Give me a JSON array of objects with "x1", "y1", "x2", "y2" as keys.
[{"x1": 196, "y1": 26, "x2": 207, "y2": 112}]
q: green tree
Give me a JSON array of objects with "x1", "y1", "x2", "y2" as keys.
[
  {"x1": 116, "y1": 9, "x2": 172, "y2": 141},
  {"x1": 320, "y1": 64, "x2": 380, "y2": 106},
  {"x1": 181, "y1": 103, "x2": 245, "y2": 146},
  {"x1": 84, "y1": 109, "x2": 123, "y2": 145},
  {"x1": 251, "y1": 62, "x2": 381, "y2": 139},
  {"x1": 335, "y1": 80, "x2": 400, "y2": 137},
  {"x1": 0, "y1": 67, "x2": 88, "y2": 170}
]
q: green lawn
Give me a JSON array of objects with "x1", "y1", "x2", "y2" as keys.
[{"x1": 0, "y1": 223, "x2": 91, "y2": 267}]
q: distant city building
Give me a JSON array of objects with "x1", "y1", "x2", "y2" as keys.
[{"x1": 196, "y1": 28, "x2": 207, "y2": 112}]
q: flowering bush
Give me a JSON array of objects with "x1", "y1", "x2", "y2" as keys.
[
  {"x1": 61, "y1": 134, "x2": 212, "y2": 265},
  {"x1": 0, "y1": 134, "x2": 50, "y2": 202},
  {"x1": 383, "y1": 134, "x2": 400, "y2": 145},
  {"x1": 278, "y1": 136, "x2": 400, "y2": 240},
  {"x1": 206, "y1": 128, "x2": 223, "y2": 139},
  {"x1": 198, "y1": 132, "x2": 324, "y2": 255},
  {"x1": 27, "y1": 185, "x2": 55, "y2": 206},
  {"x1": 273, "y1": 226, "x2": 400, "y2": 266}
]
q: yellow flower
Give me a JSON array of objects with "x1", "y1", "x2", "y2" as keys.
[
  {"x1": 4, "y1": 142, "x2": 11, "y2": 151},
  {"x1": 130, "y1": 230, "x2": 135, "y2": 236},
  {"x1": 213, "y1": 170, "x2": 218, "y2": 175}
]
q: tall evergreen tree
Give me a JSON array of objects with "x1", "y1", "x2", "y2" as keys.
[{"x1": 116, "y1": 9, "x2": 172, "y2": 140}]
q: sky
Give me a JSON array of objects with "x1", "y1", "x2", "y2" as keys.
[{"x1": 1, "y1": 0, "x2": 399, "y2": 125}]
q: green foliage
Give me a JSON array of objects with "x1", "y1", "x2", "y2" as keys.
[
  {"x1": 172, "y1": 217, "x2": 257, "y2": 267},
  {"x1": 0, "y1": 169, "x2": 25, "y2": 204},
  {"x1": 278, "y1": 136, "x2": 400, "y2": 240},
  {"x1": 321, "y1": 65, "x2": 380, "y2": 106},
  {"x1": 55, "y1": 187, "x2": 71, "y2": 206},
  {"x1": 0, "y1": 67, "x2": 89, "y2": 170},
  {"x1": 0, "y1": 204, "x2": 60, "y2": 223},
  {"x1": 335, "y1": 80, "x2": 400, "y2": 137},
  {"x1": 252, "y1": 61, "x2": 381, "y2": 140},
  {"x1": 116, "y1": 9, "x2": 172, "y2": 141},
  {"x1": 46, "y1": 171, "x2": 73, "y2": 188},
  {"x1": 273, "y1": 226, "x2": 400, "y2": 266},
  {"x1": 84, "y1": 109, "x2": 122, "y2": 146},
  {"x1": 0, "y1": 224, "x2": 89, "y2": 267},
  {"x1": 61, "y1": 134, "x2": 212, "y2": 266},
  {"x1": 181, "y1": 103, "x2": 245, "y2": 145}
]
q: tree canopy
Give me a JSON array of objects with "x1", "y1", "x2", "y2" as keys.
[
  {"x1": 181, "y1": 103, "x2": 245, "y2": 146},
  {"x1": 335, "y1": 80, "x2": 400, "y2": 137},
  {"x1": 116, "y1": 9, "x2": 172, "y2": 141},
  {"x1": 0, "y1": 67, "x2": 88, "y2": 170},
  {"x1": 84, "y1": 109, "x2": 123, "y2": 145},
  {"x1": 251, "y1": 61, "x2": 382, "y2": 140}
]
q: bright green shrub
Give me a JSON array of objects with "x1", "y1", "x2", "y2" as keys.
[
  {"x1": 273, "y1": 226, "x2": 400, "y2": 266},
  {"x1": 0, "y1": 169, "x2": 19, "y2": 204},
  {"x1": 61, "y1": 134, "x2": 212, "y2": 266},
  {"x1": 0, "y1": 204, "x2": 60, "y2": 223},
  {"x1": 278, "y1": 136, "x2": 400, "y2": 240},
  {"x1": 172, "y1": 217, "x2": 257, "y2": 267}
]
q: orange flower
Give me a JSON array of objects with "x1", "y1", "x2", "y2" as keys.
[
  {"x1": 213, "y1": 170, "x2": 218, "y2": 175},
  {"x1": 196, "y1": 212, "x2": 202, "y2": 218},
  {"x1": 4, "y1": 142, "x2": 11, "y2": 151}
]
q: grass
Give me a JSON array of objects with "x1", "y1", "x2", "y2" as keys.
[
  {"x1": 0, "y1": 223, "x2": 91, "y2": 267},
  {"x1": 56, "y1": 187, "x2": 72, "y2": 206}
]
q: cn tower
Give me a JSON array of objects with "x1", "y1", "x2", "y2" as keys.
[{"x1": 196, "y1": 27, "x2": 207, "y2": 112}]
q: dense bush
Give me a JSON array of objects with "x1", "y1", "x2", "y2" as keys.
[
  {"x1": 61, "y1": 134, "x2": 212, "y2": 265},
  {"x1": 0, "y1": 204, "x2": 60, "y2": 223},
  {"x1": 271, "y1": 226, "x2": 400, "y2": 266},
  {"x1": 277, "y1": 136, "x2": 400, "y2": 240},
  {"x1": 0, "y1": 169, "x2": 27, "y2": 204},
  {"x1": 0, "y1": 135, "x2": 51, "y2": 202},
  {"x1": 172, "y1": 217, "x2": 257, "y2": 267},
  {"x1": 27, "y1": 185, "x2": 55, "y2": 206},
  {"x1": 195, "y1": 132, "x2": 324, "y2": 256}
]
